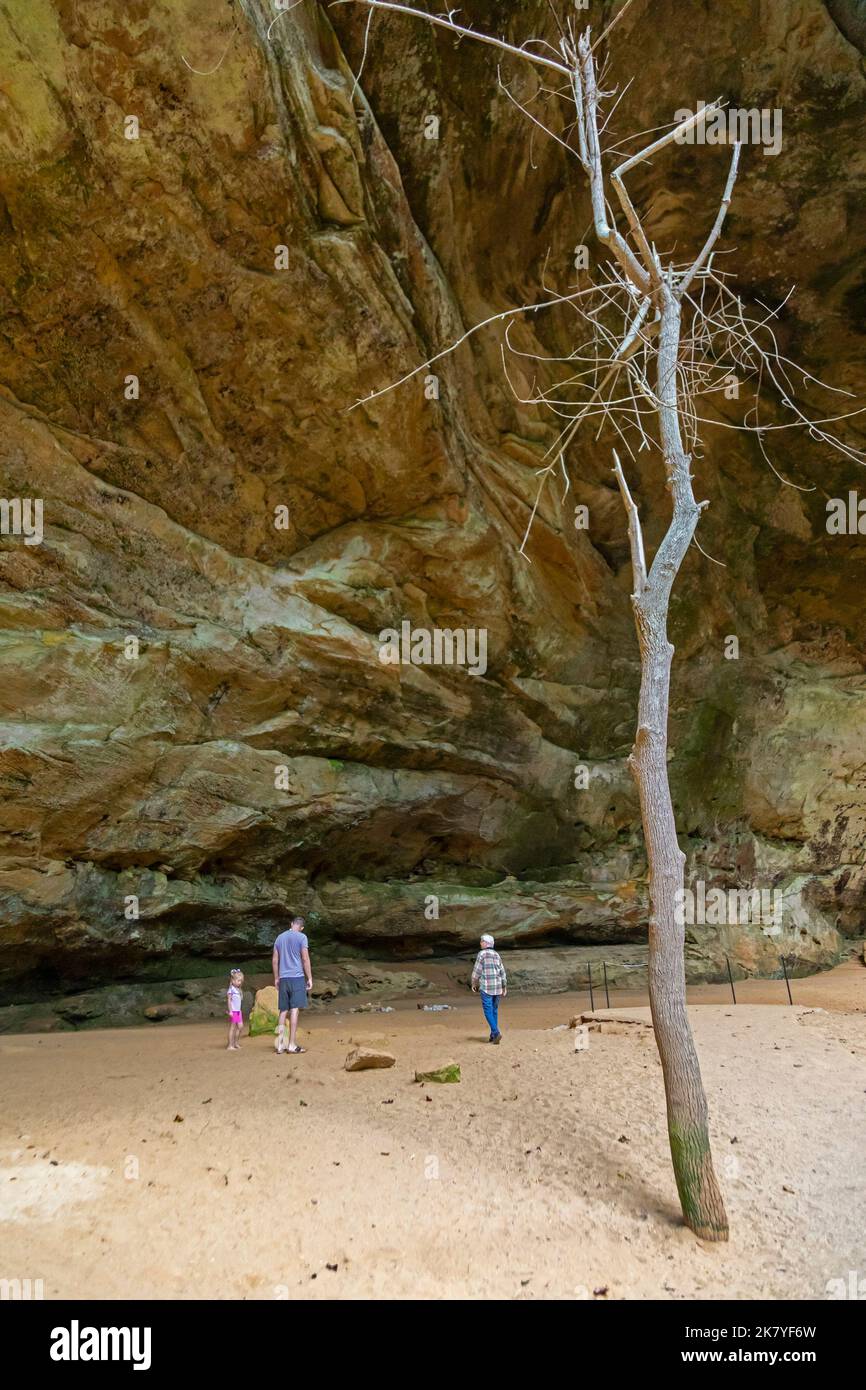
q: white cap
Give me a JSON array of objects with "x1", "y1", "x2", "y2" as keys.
[{"x1": 480, "y1": 934, "x2": 494, "y2": 947}]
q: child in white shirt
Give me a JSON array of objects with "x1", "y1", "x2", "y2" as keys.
[{"x1": 226, "y1": 969, "x2": 244, "y2": 1051}]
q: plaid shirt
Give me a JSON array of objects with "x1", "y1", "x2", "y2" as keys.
[{"x1": 471, "y1": 948, "x2": 507, "y2": 996}]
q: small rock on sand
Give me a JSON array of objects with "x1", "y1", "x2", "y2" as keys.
[{"x1": 345, "y1": 1048, "x2": 396, "y2": 1072}]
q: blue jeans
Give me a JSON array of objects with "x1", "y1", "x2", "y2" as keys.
[{"x1": 480, "y1": 991, "x2": 501, "y2": 1038}]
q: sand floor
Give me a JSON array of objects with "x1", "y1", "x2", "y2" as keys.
[{"x1": 2, "y1": 963, "x2": 865, "y2": 1300}]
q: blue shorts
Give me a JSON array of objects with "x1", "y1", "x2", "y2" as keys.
[{"x1": 278, "y1": 978, "x2": 308, "y2": 1011}]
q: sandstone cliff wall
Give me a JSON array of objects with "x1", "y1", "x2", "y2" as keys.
[{"x1": 0, "y1": 1, "x2": 864, "y2": 999}]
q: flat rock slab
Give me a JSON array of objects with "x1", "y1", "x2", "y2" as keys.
[
  {"x1": 574, "y1": 1010, "x2": 653, "y2": 1033},
  {"x1": 344, "y1": 1048, "x2": 396, "y2": 1071},
  {"x1": 414, "y1": 1064, "x2": 461, "y2": 1084}
]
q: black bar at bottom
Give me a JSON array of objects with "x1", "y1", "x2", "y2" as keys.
[{"x1": 7, "y1": 1297, "x2": 853, "y2": 1373}]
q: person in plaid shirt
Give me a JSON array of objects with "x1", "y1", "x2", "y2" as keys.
[{"x1": 471, "y1": 933, "x2": 507, "y2": 1043}]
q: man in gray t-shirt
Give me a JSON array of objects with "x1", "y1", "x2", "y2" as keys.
[{"x1": 272, "y1": 916, "x2": 312, "y2": 1055}]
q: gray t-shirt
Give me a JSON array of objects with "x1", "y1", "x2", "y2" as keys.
[{"x1": 274, "y1": 930, "x2": 308, "y2": 979}]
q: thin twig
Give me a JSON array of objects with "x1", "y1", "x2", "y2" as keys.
[{"x1": 612, "y1": 448, "x2": 647, "y2": 594}]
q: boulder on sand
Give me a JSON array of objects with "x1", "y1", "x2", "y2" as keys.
[
  {"x1": 345, "y1": 1047, "x2": 396, "y2": 1071},
  {"x1": 143, "y1": 1002, "x2": 184, "y2": 1022},
  {"x1": 311, "y1": 977, "x2": 340, "y2": 1000},
  {"x1": 249, "y1": 986, "x2": 279, "y2": 1038}
]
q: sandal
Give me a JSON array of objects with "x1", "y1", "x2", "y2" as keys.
[{"x1": 287, "y1": 1045, "x2": 306, "y2": 1054}]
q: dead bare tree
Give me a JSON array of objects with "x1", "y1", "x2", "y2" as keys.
[{"x1": 334, "y1": 0, "x2": 863, "y2": 1241}]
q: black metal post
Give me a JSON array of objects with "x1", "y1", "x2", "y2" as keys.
[
  {"x1": 587, "y1": 962, "x2": 595, "y2": 1012},
  {"x1": 603, "y1": 960, "x2": 610, "y2": 1009},
  {"x1": 781, "y1": 954, "x2": 793, "y2": 1005},
  {"x1": 725, "y1": 954, "x2": 737, "y2": 1005}
]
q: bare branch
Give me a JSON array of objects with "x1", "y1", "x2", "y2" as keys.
[
  {"x1": 497, "y1": 67, "x2": 581, "y2": 163},
  {"x1": 346, "y1": 287, "x2": 599, "y2": 411},
  {"x1": 612, "y1": 448, "x2": 647, "y2": 594},
  {"x1": 591, "y1": 0, "x2": 641, "y2": 53},
  {"x1": 577, "y1": 33, "x2": 650, "y2": 293},
  {"x1": 677, "y1": 142, "x2": 742, "y2": 298},
  {"x1": 612, "y1": 99, "x2": 726, "y2": 180},
  {"x1": 334, "y1": 1, "x2": 572, "y2": 76}
]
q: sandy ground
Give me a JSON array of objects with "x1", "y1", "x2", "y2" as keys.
[{"x1": 2, "y1": 963, "x2": 864, "y2": 1300}]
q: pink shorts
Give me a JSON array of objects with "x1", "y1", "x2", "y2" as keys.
[{"x1": 230, "y1": 1010, "x2": 242, "y2": 1025}]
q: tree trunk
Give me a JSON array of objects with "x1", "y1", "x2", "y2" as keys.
[{"x1": 627, "y1": 280, "x2": 729, "y2": 1241}]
